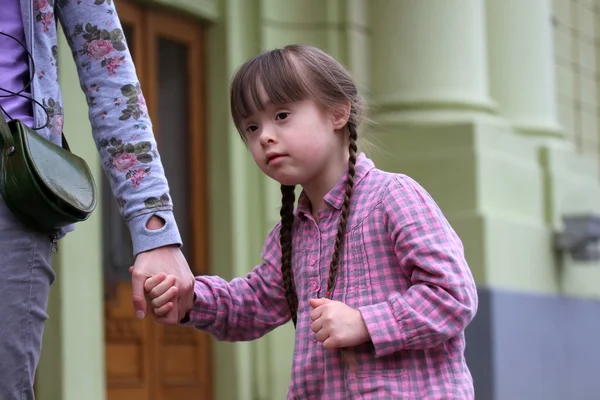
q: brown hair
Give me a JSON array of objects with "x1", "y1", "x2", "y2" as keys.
[{"x1": 229, "y1": 44, "x2": 362, "y2": 327}]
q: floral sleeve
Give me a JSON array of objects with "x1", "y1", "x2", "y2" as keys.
[{"x1": 54, "y1": 0, "x2": 182, "y2": 255}]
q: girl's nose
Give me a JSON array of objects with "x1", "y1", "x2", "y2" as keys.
[{"x1": 259, "y1": 127, "x2": 277, "y2": 147}]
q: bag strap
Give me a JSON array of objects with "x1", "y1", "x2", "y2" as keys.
[
  {"x1": 0, "y1": 110, "x2": 14, "y2": 148},
  {"x1": 61, "y1": 132, "x2": 70, "y2": 151}
]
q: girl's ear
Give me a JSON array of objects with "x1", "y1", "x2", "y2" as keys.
[{"x1": 331, "y1": 100, "x2": 351, "y2": 130}]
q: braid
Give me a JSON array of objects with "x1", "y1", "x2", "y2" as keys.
[
  {"x1": 280, "y1": 184, "x2": 299, "y2": 326},
  {"x1": 325, "y1": 115, "x2": 359, "y2": 298}
]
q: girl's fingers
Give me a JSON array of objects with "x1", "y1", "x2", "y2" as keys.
[
  {"x1": 151, "y1": 286, "x2": 179, "y2": 309},
  {"x1": 148, "y1": 275, "x2": 177, "y2": 298},
  {"x1": 144, "y1": 273, "x2": 167, "y2": 292},
  {"x1": 309, "y1": 306, "x2": 323, "y2": 322},
  {"x1": 153, "y1": 301, "x2": 174, "y2": 317},
  {"x1": 311, "y1": 318, "x2": 323, "y2": 333},
  {"x1": 322, "y1": 337, "x2": 338, "y2": 349},
  {"x1": 315, "y1": 328, "x2": 329, "y2": 343}
]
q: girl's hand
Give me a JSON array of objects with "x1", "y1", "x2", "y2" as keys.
[
  {"x1": 144, "y1": 273, "x2": 179, "y2": 318},
  {"x1": 309, "y1": 298, "x2": 370, "y2": 349}
]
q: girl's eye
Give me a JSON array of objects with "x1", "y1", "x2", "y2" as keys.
[
  {"x1": 275, "y1": 112, "x2": 290, "y2": 121},
  {"x1": 245, "y1": 125, "x2": 258, "y2": 133}
]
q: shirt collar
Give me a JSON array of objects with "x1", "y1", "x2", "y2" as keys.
[{"x1": 297, "y1": 153, "x2": 374, "y2": 217}]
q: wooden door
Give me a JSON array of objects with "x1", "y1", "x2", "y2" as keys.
[{"x1": 102, "y1": 2, "x2": 211, "y2": 399}]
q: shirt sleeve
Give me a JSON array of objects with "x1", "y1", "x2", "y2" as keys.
[
  {"x1": 358, "y1": 176, "x2": 478, "y2": 358},
  {"x1": 55, "y1": 0, "x2": 182, "y2": 256},
  {"x1": 181, "y1": 223, "x2": 291, "y2": 341}
]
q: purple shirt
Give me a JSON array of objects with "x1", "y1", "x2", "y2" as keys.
[
  {"x1": 183, "y1": 154, "x2": 478, "y2": 399},
  {"x1": 0, "y1": 0, "x2": 33, "y2": 127}
]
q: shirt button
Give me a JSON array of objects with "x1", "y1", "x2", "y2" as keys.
[
  {"x1": 309, "y1": 256, "x2": 317, "y2": 265},
  {"x1": 310, "y1": 281, "x2": 318, "y2": 291}
]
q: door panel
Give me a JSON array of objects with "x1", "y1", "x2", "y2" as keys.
[{"x1": 103, "y1": 3, "x2": 210, "y2": 399}]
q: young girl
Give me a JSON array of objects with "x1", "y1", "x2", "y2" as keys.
[{"x1": 145, "y1": 44, "x2": 478, "y2": 399}]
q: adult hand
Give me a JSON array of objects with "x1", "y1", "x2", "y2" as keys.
[{"x1": 130, "y1": 244, "x2": 195, "y2": 323}]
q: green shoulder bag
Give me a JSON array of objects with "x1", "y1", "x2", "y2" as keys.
[{"x1": 0, "y1": 111, "x2": 98, "y2": 233}]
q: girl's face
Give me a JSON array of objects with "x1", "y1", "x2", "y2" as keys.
[{"x1": 242, "y1": 89, "x2": 349, "y2": 189}]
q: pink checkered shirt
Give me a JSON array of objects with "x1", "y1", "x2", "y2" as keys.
[{"x1": 184, "y1": 154, "x2": 477, "y2": 399}]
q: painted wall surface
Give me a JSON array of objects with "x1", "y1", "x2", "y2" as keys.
[
  {"x1": 37, "y1": 0, "x2": 600, "y2": 399},
  {"x1": 37, "y1": 28, "x2": 106, "y2": 400}
]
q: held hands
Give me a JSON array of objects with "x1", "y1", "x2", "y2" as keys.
[
  {"x1": 128, "y1": 215, "x2": 195, "y2": 324},
  {"x1": 130, "y1": 245, "x2": 194, "y2": 323},
  {"x1": 144, "y1": 273, "x2": 193, "y2": 321},
  {"x1": 309, "y1": 298, "x2": 370, "y2": 349}
]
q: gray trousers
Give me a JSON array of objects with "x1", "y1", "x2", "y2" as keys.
[{"x1": 0, "y1": 194, "x2": 55, "y2": 400}]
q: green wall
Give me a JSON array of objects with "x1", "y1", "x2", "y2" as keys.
[{"x1": 37, "y1": 28, "x2": 106, "y2": 400}]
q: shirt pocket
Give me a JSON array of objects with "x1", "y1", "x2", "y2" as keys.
[{"x1": 344, "y1": 346, "x2": 415, "y2": 399}]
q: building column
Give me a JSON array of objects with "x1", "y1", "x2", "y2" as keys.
[
  {"x1": 486, "y1": 1, "x2": 600, "y2": 303},
  {"x1": 486, "y1": 0, "x2": 562, "y2": 137},
  {"x1": 369, "y1": 2, "x2": 569, "y2": 399},
  {"x1": 368, "y1": 0, "x2": 548, "y2": 292},
  {"x1": 370, "y1": 0, "x2": 496, "y2": 121}
]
